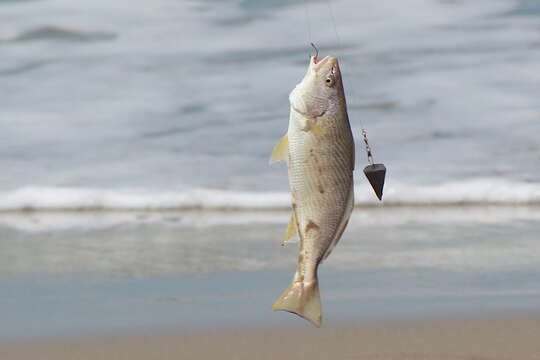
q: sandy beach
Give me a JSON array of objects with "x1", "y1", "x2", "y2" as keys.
[{"x1": 3, "y1": 314, "x2": 540, "y2": 360}]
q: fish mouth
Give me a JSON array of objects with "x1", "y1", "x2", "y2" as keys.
[{"x1": 311, "y1": 55, "x2": 339, "y2": 74}]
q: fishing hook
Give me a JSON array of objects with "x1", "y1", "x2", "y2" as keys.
[{"x1": 310, "y1": 42, "x2": 319, "y2": 58}]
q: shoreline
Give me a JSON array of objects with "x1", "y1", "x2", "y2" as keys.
[
  {"x1": 1, "y1": 202, "x2": 540, "y2": 214},
  {"x1": 2, "y1": 204, "x2": 540, "y2": 233},
  {"x1": 2, "y1": 205, "x2": 539, "y2": 343}
]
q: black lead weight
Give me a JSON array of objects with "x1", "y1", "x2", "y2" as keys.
[{"x1": 363, "y1": 163, "x2": 386, "y2": 201}]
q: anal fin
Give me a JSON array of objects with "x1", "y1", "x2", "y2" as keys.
[{"x1": 282, "y1": 212, "x2": 297, "y2": 246}]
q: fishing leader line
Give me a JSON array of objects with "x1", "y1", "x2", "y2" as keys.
[
  {"x1": 303, "y1": 0, "x2": 313, "y2": 52},
  {"x1": 305, "y1": 0, "x2": 387, "y2": 201}
]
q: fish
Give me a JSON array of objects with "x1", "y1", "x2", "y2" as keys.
[{"x1": 269, "y1": 55, "x2": 355, "y2": 327}]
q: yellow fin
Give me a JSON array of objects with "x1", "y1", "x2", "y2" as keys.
[
  {"x1": 310, "y1": 123, "x2": 325, "y2": 136},
  {"x1": 271, "y1": 277, "x2": 321, "y2": 327},
  {"x1": 282, "y1": 212, "x2": 297, "y2": 246},
  {"x1": 269, "y1": 134, "x2": 288, "y2": 164}
]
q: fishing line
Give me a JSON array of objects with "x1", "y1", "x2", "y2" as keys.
[
  {"x1": 318, "y1": 0, "x2": 387, "y2": 200},
  {"x1": 323, "y1": 1, "x2": 369, "y2": 149},
  {"x1": 302, "y1": 0, "x2": 313, "y2": 53},
  {"x1": 325, "y1": 0, "x2": 343, "y2": 56}
]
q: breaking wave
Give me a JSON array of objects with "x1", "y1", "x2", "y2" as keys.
[{"x1": 1, "y1": 179, "x2": 539, "y2": 212}]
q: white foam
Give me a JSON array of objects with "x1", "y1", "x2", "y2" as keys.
[
  {"x1": 3, "y1": 204, "x2": 540, "y2": 233},
  {"x1": 0, "y1": 178, "x2": 539, "y2": 212},
  {"x1": 0, "y1": 186, "x2": 288, "y2": 211},
  {"x1": 378, "y1": 178, "x2": 540, "y2": 205},
  {"x1": 2, "y1": 207, "x2": 540, "y2": 277}
]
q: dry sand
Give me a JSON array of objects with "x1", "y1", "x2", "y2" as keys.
[{"x1": 3, "y1": 314, "x2": 540, "y2": 360}]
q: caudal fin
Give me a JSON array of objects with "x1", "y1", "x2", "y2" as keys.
[{"x1": 271, "y1": 279, "x2": 321, "y2": 327}]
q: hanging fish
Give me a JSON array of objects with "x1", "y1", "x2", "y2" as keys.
[{"x1": 269, "y1": 54, "x2": 355, "y2": 327}]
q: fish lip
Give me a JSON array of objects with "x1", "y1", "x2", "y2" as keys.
[
  {"x1": 311, "y1": 55, "x2": 339, "y2": 73},
  {"x1": 311, "y1": 55, "x2": 331, "y2": 66}
]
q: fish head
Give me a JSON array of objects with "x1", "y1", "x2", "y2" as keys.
[{"x1": 289, "y1": 55, "x2": 345, "y2": 118}]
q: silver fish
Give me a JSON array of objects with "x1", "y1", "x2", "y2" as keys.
[{"x1": 269, "y1": 55, "x2": 355, "y2": 327}]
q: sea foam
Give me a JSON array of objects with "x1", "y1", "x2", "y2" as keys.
[{"x1": 1, "y1": 179, "x2": 539, "y2": 212}]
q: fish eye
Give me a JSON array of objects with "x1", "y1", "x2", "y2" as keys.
[{"x1": 325, "y1": 75, "x2": 335, "y2": 87}]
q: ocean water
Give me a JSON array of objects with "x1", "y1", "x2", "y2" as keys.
[
  {"x1": 1, "y1": 207, "x2": 540, "y2": 340},
  {"x1": 1, "y1": 0, "x2": 539, "y2": 210}
]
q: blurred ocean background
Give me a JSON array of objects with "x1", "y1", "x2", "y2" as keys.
[
  {"x1": 1, "y1": 0, "x2": 540, "y2": 211},
  {"x1": 1, "y1": 0, "x2": 540, "y2": 342}
]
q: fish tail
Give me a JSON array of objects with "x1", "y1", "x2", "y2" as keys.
[{"x1": 271, "y1": 277, "x2": 321, "y2": 327}]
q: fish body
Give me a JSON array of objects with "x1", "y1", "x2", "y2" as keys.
[{"x1": 270, "y1": 55, "x2": 355, "y2": 327}]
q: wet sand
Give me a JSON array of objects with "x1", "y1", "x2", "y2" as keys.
[{"x1": 3, "y1": 314, "x2": 540, "y2": 360}]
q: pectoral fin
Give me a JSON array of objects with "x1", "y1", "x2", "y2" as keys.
[
  {"x1": 282, "y1": 212, "x2": 297, "y2": 246},
  {"x1": 269, "y1": 134, "x2": 288, "y2": 164}
]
